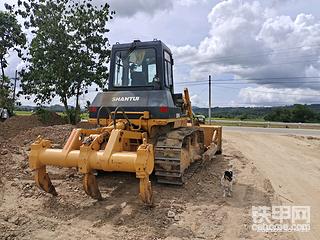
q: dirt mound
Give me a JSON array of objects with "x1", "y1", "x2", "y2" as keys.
[
  {"x1": 0, "y1": 115, "x2": 44, "y2": 141},
  {"x1": 0, "y1": 113, "x2": 67, "y2": 141},
  {"x1": 36, "y1": 111, "x2": 67, "y2": 126},
  {"x1": 0, "y1": 125, "x2": 74, "y2": 182},
  {"x1": 14, "y1": 125, "x2": 74, "y2": 147}
]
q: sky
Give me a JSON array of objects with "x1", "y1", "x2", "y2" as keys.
[{"x1": 2, "y1": 0, "x2": 320, "y2": 108}]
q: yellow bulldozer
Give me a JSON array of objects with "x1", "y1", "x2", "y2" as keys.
[{"x1": 29, "y1": 40, "x2": 222, "y2": 205}]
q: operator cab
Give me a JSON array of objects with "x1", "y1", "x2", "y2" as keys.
[
  {"x1": 89, "y1": 40, "x2": 185, "y2": 121},
  {"x1": 109, "y1": 40, "x2": 174, "y2": 94}
]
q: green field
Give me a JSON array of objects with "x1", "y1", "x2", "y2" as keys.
[
  {"x1": 210, "y1": 117, "x2": 266, "y2": 122},
  {"x1": 14, "y1": 110, "x2": 89, "y2": 120},
  {"x1": 14, "y1": 110, "x2": 33, "y2": 116},
  {"x1": 80, "y1": 112, "x2": 89, "y2": 120}
]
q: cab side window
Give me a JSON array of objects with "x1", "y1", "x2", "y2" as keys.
[{"x1": 164, "y1": 51, "x2": 173, "y2": 87}]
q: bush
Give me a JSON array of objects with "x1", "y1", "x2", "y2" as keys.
[
  {"x1": 0, "y1": 81, "x2": 14, "y2": 115},
  {"x1": 291, "y1": 104, "x2": 315, "y2": 123},
  {"x1": 35, "y1": 108, "x2": 53, "y2": 123},
  {"x1": 61, "y1": 108, "x2": 80, "y2": 125},
  {"x1": 264, "y1": 105, "x2": 319, "y2": 123}
]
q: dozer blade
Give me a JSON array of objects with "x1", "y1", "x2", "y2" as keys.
[
  {"x1": 34, "y1": 167, "x2": 58, "y2": 196},
  {"x1": 83, "y1": 173, "x2": 103, "y2": 201}
]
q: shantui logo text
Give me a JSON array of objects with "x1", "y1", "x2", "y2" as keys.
[{"x1": 112, "y1": 96, "x2": 140, "y2": 102}]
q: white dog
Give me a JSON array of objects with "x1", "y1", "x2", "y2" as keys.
[{"x1": 221, "y1": 164, "x2": 234, "y2": 197}]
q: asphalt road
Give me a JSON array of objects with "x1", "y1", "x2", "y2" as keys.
[{"x1": 223, "y1": 126, "x2": 320, "y2": 136}]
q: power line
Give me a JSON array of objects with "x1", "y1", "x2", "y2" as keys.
[
  {"x1": 176, "y1": 82, "x2": 320, "y2": 86},
  {"x1": 176, "y1": 81, "x2": 320, "y2": 86},
  {"x1": 200, "y1": 54, "x2": 319, "y2": 64},
  {"x1": 198, "y1": 56, "x2": 320, "y2": 66},
  {"x1": 175, "y1": 76, "x2": 320, "y2": 85},
  {"x1": 193, "y1": 59, "x2": 320, "y2": 73},
  {"x1": 182, "y1": 76, "x2": 320, "y2": 81},
  {"x1": 210, "y1": 85, "x2": 320, "y2": 97},
  {"x1": 262, "y1": 53, "x2": 320, "y2": 60},
  {"x1": 203, "y1": 100, "x2": 320, "y2": 105},
  {"x1": 189, "y1": 43, "x2": 320, "y2": 62},
  {"x1": 176, "y1": 81, "x2": 320, "y2": 97}
]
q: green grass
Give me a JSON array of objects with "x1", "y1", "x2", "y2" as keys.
[
  {"x1": 14, "y1": 110, "x2": 89, "y2": 120},
  {"x1": 14, "y1": 110, "x2": 33, "y2": 116},
  {"x1": 57, "y1": 112, "x2": 66, "y2": 116},
  {"x1": 14, "y1": 110, "x2": 65, "y2": 116},
  {"x1": 208, "y1": 117, "x2": 266, "y2": 122},
  {"x1": 80, "y1": 112, "x2": 89, "y2": 120}
]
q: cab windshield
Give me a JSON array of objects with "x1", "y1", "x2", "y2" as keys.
[{"x1": 113, "y1": 48, "x2": 157, "y2": 87}]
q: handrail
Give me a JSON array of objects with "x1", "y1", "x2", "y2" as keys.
[{"x1": 97, "y1": 106, "x2": 111, "y2": 127}]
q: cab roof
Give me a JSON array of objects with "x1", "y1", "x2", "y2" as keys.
[{"x1": 111, "y1": 40, "x2": 172, "y2": 54}]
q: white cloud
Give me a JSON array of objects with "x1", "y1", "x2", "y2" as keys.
[
  {"x1": 171, "y1": 0, "x2": 320, "y2": 105},
  {"x1": 170, "y1": 45, "x2": 198, "y2": 64},
  {"x1": 3, "y1": 0, "x2": 320, "y2": 107},
  {"x1": 173, "y1": 0, "x2": 320, "y2": 88},
  {"x1": 177, "y1": 0, "x2": 209, "y2": 7},
  {"x1": 239, "y1": 86, "x2": 320, "y2": 105},
  {"x1": 106, "y1": 0, "x2": 210, "y2": 17},
  {"x1": 190, "y1": 94, "x2": 208, "y2": 107},
  {"x1": 106, "y1": 0, "x2": 173, "y2": 17}
]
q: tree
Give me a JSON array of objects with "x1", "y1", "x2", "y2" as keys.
[
  {"x1": 239, "y1": 113, "x2": 248, "y2": 121},
  {"x1": 0, "y1": 11, "x2": 26, "y2": 110},
  {"x1": 264, "y1": 108, "x2": 292, "y2": 122},
  {"x1": 264, "y1": 105, "x2": 318, "y2": 123},
  {"x1": 291, "y1": 104, "x2": 315, "y2": 123},
  {"x1": 6, "y1": 0, "x2": 114, "y2": 123},
  {"x1": 0, "y1": 75, "x2": 15, "y2": 113}
]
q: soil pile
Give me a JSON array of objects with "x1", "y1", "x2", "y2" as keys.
[
  {"x1": 0, "y1": 112, "x2": 67, "y2": 141},
  {"x1": 12, "y1": 125, "x2": 74, "y2": 147},
  {"x1": 0, "y1": 115, "x2": 44, "y2": 140},
  {"x1": 37, "y1": 111, "x2": 67, "y2": 126}
]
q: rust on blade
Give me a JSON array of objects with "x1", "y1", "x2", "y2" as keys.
[
  {"x1": 83, "y1": 173, "x2": 102, "y2": 201},
  {"x1": 34, "y1": 167, "x2": 58, "y2": 196}
]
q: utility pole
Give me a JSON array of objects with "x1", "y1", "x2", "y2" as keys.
[
  {"x1": 208, "y1": 75, "x2": 212, "y2": 125},
  {"x1": 13, "y1": 70, "x2": 17, "y2": 105}
]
